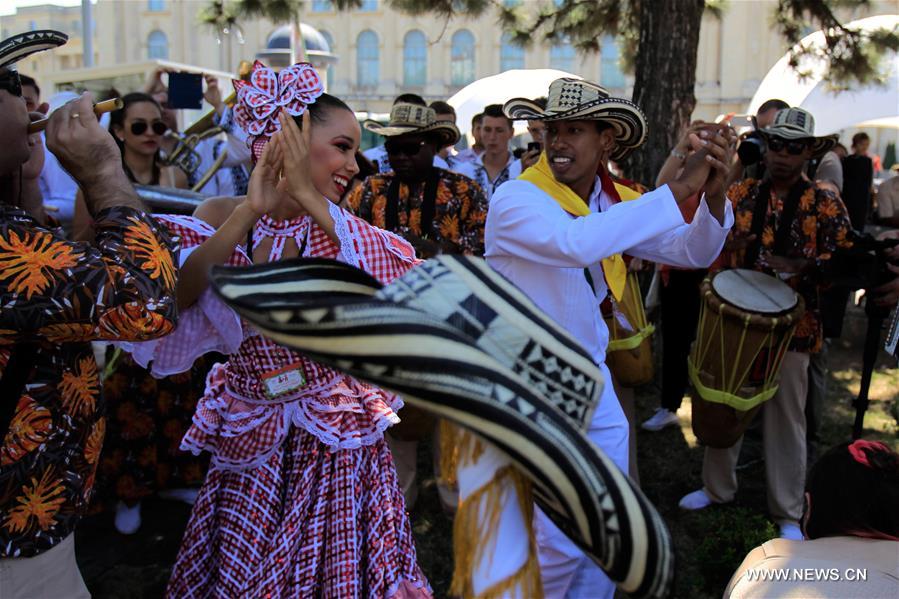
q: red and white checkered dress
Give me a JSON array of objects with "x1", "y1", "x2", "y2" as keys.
[{"x1": 143, "y1": 206, "x2": 430, "y2": 598}]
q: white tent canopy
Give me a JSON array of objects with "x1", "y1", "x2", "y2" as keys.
[
  {"x1": 448, "y1": 69, "x2": 579, "y2": 140},
  {"x1": 748, "y1": 15, "x2": 899, "y2": 135}
]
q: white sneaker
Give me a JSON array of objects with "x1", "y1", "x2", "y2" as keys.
[
  {"x1": 641, "y1": 408, "x2": 679, "y2": 432},
  {"x1": 679, "y1": 489, "x2": 713, "y2": 511},
  {"x1": 114, "y1": 501, "x2": 141, "y2": 535},
  {"x1": 158, "y1": 487, "x2": 200, "y2": 505},
  {"x1": 779, "y1": 522, "x2": 804, "y2": 541}
]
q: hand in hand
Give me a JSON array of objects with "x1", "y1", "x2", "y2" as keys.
[
  {"x1": 674, "y1": 121, "x2": 708, "y2": 155},
  {"x1": 21, "y1": 112, "x2": 46, "y2": 180},
  {"x1": 701, "y1": 126, "x2": 737, "y2": 202},
  {"x1": 278, "y1": 111, "x2": 322, "y2": 210},
  {"x1": 246, "y1": 136, "x2": 286, "y2": 217},
  {"x1": 45, "y1": 92, "x2": 123, "y2": 187}
]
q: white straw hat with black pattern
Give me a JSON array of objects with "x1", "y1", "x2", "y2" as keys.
[
  {"x1": 364, "y1": 102, "x2": 461, "y2": 147},
  {"x1": 503, "y1": 78, "x2": 647, "y2": 161},
  {"x1": 210, "y1": 255, "x2": 675, "y2": 599},
  {"x1": 0, "y1": 30, "x2": 68, "y2": 69},
  {"x1": 757, "y1": 107, "x2": 839, "y2": 158}
]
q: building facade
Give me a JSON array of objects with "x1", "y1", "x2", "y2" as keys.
[{"x1": 2, "y1": 1, "x2": 895, "y2": 139}]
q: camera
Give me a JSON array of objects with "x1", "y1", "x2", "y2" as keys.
[
  {"x1": 527, "y1": 141, "x2": 542, "y2": 153},
  {"x1": 738, "y1": 131, "x2": 766, "y2": 166}
]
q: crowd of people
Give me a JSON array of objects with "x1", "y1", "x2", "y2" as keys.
[{"x1": 0, "y1": 28, "x2": 897, "y2": 599}]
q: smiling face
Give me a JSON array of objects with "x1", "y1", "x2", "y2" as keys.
[
  {"x1": 306, "y1": 107, "x2": 361, "y2": 202},
  {"x1": 545, "y1": 119, "x2": 613, "y2": 189},
  {"x1": 114, "y1": 101, "x2": 167, "y2": 158}
]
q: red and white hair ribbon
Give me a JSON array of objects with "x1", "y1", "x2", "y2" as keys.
[{"x1": 233, "y1": 60, "x2": 324, "y2": 160}]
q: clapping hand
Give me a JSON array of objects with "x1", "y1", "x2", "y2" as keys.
[{"x1": 246, "y1": 137, "x2": 286, "y2": 217}]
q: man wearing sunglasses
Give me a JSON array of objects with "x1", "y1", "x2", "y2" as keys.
[
  {"x1": 680, "y1": 108, "x2": 855, "y2": 543},
  {"x1": 0, "y1": 31, "x2": 178, "y2": 598}
]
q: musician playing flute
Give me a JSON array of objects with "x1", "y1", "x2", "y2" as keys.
[
  {"x1": 454, "y1": 78, "x2": 735, "y2": 598},
  {"x1": 680, "y1": 108, "x2": 855, "y2": 542},
  {"x1": 0, "y1": 30, "x2": 178, "y2": 597}
]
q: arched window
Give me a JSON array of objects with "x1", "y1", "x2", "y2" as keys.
[
  {"x1": 147, "y1": 30, "x2": 169, "y2": 60},
  {"x1": 500, "y1": 33, "x2": 524, "y2": 71},
  {"x1": 600, "y1": 34, "x2": 626, "y2": 89},
  {"x1": 320, "y1": 30, "x2": 336, "y2": 88},
  {"x1": 357, "y1": 30, "x2": 379, "y2": 87},
  {"x1": 147, "y1": 0, "x2": 165, "y2": 11},
  {"x1": 403, "y1": 30, "x2": 427, "y2": 87},
  {"x1": 549, "y1": 37, "x2": 576, "y2": 73},
  {"x1": 450, "y1": 30, "x2": 475, "y2": 86}
]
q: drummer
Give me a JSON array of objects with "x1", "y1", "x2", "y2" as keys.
[
  {"x1": 484, "y1": 78, "x2": 735, "y2": 598},
  {"x1": 679, "y1": 108, "x2": 855, "y2": 541}
]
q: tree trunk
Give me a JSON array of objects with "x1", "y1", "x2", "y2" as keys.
[{"x1": 627, "y1": 0, "x2": 705, "y2": 187}]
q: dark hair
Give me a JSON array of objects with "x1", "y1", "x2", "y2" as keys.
[
  {"x1": 108, "y1": 92, "x2": 165, "y2": 185},
  {"x1": 429, "y1": 101, "x2": 456, "y2": 119},
  {"x1": 852, "y1": 132, "x2": 870, "y2": 147},
  {"x1": 354, "y1": 151, "x2": 376, "y2": 181},
  {"x1": 804, "y1": 441, "x2": 899, "y2": 540},
  {"x1": 532, "y1": 96, "x2": 547, "y2": 110},
  {"x1": 393, "y1": 93, "x2": 426, "y2": 107},
  {"x1": 471, "y1": 113, "x2": 484, "y2": 127},
  {"x1": 293, "y1": 92, "x2": 354, "y2": 128},
  {"x1": 19, "y1": 74, "x2": 39, "y2": 97},
  {"x1": 482, "y1": 104, "x2": 513, "y2": 129},
  {"x1": 758, "y1": 99, "x2": 789, "y2": 114}
]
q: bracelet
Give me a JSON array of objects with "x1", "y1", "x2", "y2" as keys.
[{"x1": 670, "y1": 148, "x2": 687, "y2": 160}]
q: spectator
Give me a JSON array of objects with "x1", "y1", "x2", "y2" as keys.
[
  {"x1": 727, "y1": 99, "x2": 790, "y2": 188},
  {"x1": 680, "y1": 108, "x2": 855, "y2": 542},
  {"x1": 0, "y1": 30, "x2": 178, "y2": 598},
  {"x1": 875, "y1": 164, "x2": 899, "y2": 228},
  {"x1": 843, "y1": 132, "x2": 874, "y2": 231},
  {"x1": 454, "y1": 112, "x2": 484, "y2": 163},
  {"x1": 520, "y1": 96, "x2": 547, "y2": 170},
  {"x1": 456, "y1": 104, "x2": 522, "y2": 201},
  {"x1": 362, "y1": 92, "x2": 431, "y2": 173},
  {"x1": 18, "y1": 74, "x2": 43, "y2": 113},
  {"x1": 429, "y1": 100, "x2": 463, "y2": 171},
  {"x1": 725, "y1": 441, "x2": 899, "y2": 598}
]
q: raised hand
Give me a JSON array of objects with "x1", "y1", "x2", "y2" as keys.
[
  {"x1": 46, "y1": 93, "x2": 124, "y2": 186},
  {"x1": 278, "y1": 111, "x2": 321, "y2": 211},
  {"x1": 246, "y1": 136, "x2": 286, "y2": 217},
  {"x1": 203, "y1": 75, "x2": 224, "y2": 114}
]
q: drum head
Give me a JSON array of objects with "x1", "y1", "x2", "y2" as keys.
[{"x1": 711, "y1": 269, "x2": 798, "y2": 314}]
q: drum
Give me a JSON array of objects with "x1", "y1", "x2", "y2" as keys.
[
  {"x1": 604, "y1": 272, "x2": 655, "y2": 387},
  {"x1": 689, "y1": 269, "x2": 805, "y2": 448}
]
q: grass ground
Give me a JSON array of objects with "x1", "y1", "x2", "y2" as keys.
[{"x1": 76, "y1": 301, "x2": 897, "y2": 598}]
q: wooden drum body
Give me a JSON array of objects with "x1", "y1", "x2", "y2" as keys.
[
  {"x1": 689, "y1": 269, "x2": 805, "y2": 448},
  {"x1": 604, "y1": 272, "x2": 655, "y2": 387}
]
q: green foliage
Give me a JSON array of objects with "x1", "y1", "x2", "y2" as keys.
[
  {"x1": 774, "y1": 0, "x2": 899, "y2": 89},
  {"x1": 884, "y1": 142, "x2": 896, "y2": 171},
  {"x1": 692, "y1": 507, "x2": 777, "y2": 590}
]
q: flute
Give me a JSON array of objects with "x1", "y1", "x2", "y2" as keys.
[{"x1": 28, "y1": 98, "x2": 124, "y2": 134}]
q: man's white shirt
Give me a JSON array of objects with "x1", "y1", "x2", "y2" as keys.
[{"x1": 455, "y1": 151, "x2": 523, "y2": 201}]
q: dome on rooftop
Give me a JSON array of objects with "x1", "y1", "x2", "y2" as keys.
[{"x1": 267, "y1": 24, "x2": 331, "y2": 53}]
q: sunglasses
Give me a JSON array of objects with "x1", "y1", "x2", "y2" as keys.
[
  {"x1": 767, "y1": 136, "x2": 810, "y2": 156},
  {"x1": 385, "y1": 140, "x2": 426, "y2": 157},
  {"x1": 0, "y1": 70, "x2": 22, "y2": 98},
  {"x1": 130, "y1": 120, "x2": 169, "y2": 136}
]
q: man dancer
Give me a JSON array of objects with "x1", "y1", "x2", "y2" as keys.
[
  {"x1": 0, "y1": 30, "x2": 178, "y2": 597},
  {"x1": 679, "y1": 108, "x2": 854, "y2": 541},
  {"x1": 457, "y1": 104, "x2": 522, "y2": 201},
  {"x1": 480, "y1": 78, "x2": 735, "y2": 597}
]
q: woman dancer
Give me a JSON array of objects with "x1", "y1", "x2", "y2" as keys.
[{"x1": 135, "y1": 62, "x2": 430, "y2": 597}]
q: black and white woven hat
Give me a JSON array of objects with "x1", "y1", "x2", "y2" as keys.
[
  {"x1": 758, "y1": 107, "x2": 838, "y2": 158},
  {"x1": 0, "y1": 30, "x2": 68, "y2": 70},
  {"x1": 210, "y1": 255, "x2": 675, "y2": 599},
  {"x1": 504, "y1": 78, "x2": 647, "y2": 161}
]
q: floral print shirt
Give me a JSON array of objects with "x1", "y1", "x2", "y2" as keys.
[
  {"x1": 0, "y1": 205, "x2": 178, "y2": 558},
  {"x1": 347, "y1": 168, "x2": 489, "y2": 256},
  {"x1": 724, "y1": 178, "x2": 854, "y2": 353}
]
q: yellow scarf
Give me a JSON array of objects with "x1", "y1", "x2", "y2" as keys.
[{"x1": 518, "y1": 153, "x2": 640, "y2": 301}]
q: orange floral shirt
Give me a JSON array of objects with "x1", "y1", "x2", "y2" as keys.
[
  {"x1": 0, "y1": 206, "x2": 178, "y2": 557},
  {"x1": 347, "y1": 169, "x2": 489, "y2": 257},
  {"x1": 724, "y1": 178, "x2": 854, "y2": 353}
]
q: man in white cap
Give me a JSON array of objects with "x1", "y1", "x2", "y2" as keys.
[
  {"x1": 0, "y1": 30, "x2": 178, "y2": 597},
  {"x1": 480, "y1": 78, "x2": 735, "y2": 597}
]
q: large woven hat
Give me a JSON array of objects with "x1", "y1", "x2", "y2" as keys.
[
  {"x1": 210, "y1": 255, "x2": 675, "y2": 599},
  {"x1": 0, "y1": 30, "x2": 67, "y2": 70},
  {"x1": 364, "y1": 103, "x2": 461, "y2": 147},
  {"x1": 504, "y1": 78, "x2": 647, "y2": 161},
  {"x1": 758, "y1": 107, "x2": 838, "y2": 158}
]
